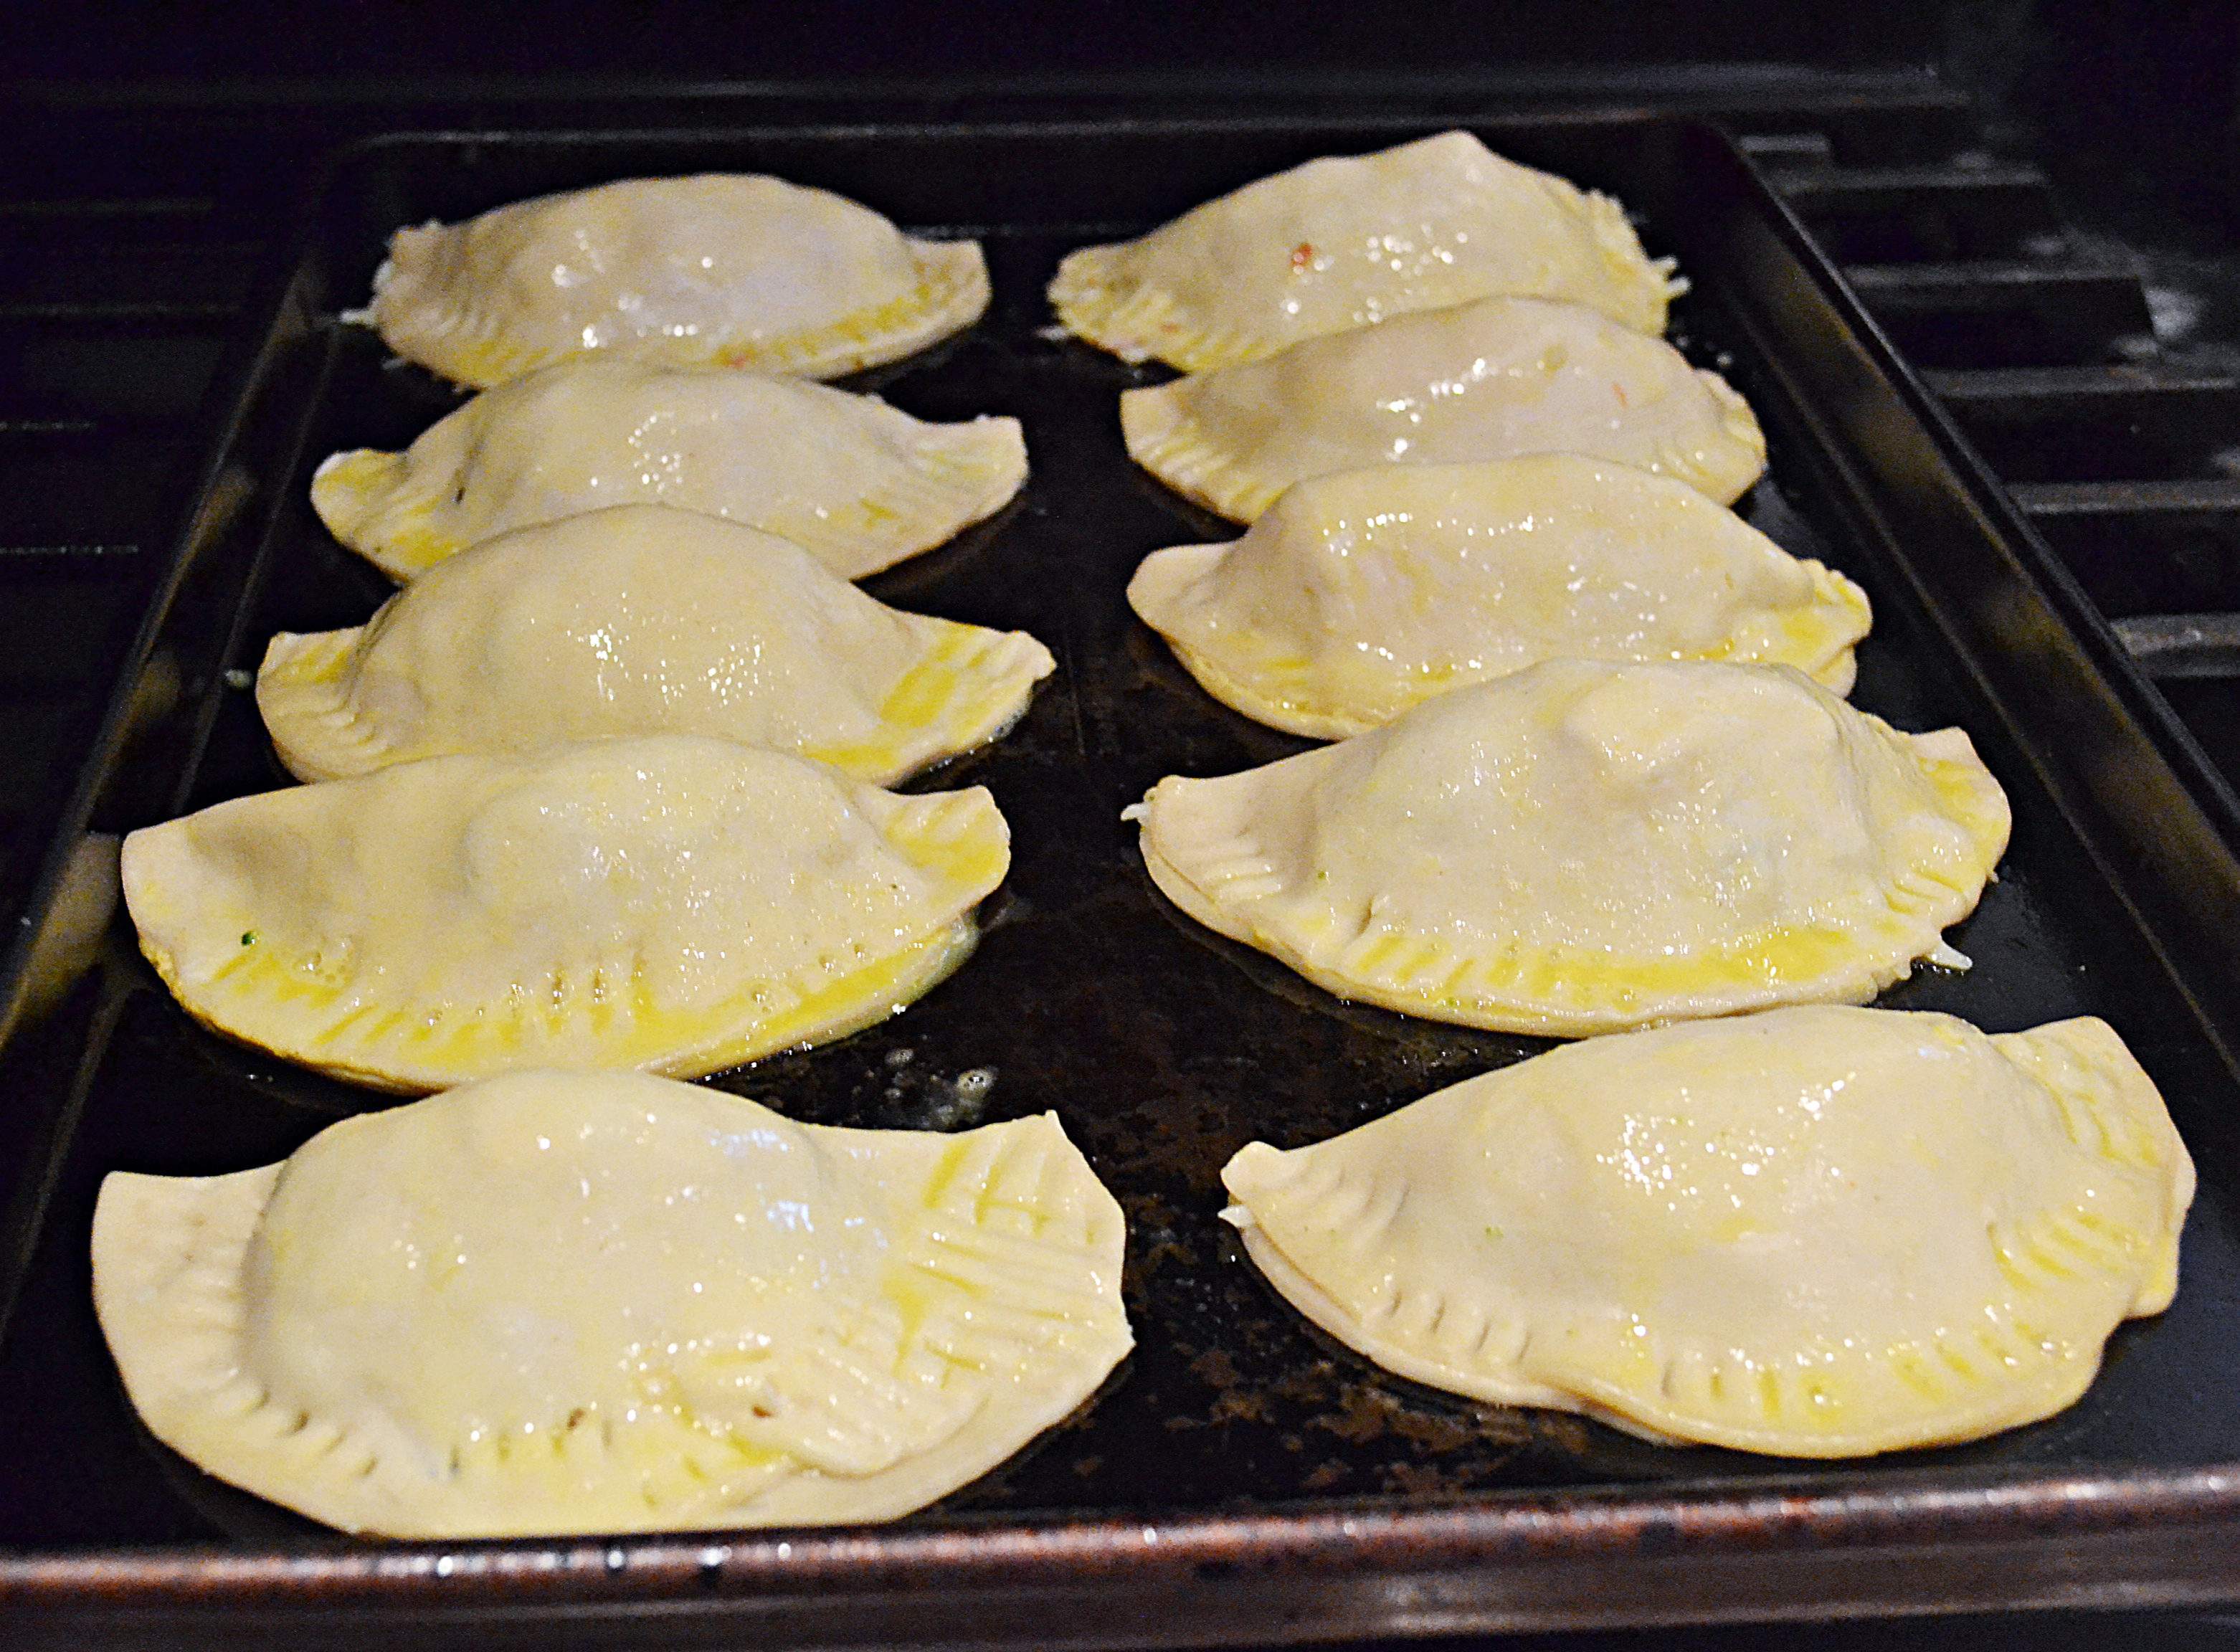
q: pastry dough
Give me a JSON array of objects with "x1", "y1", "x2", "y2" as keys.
[
  {"x1": 356, "y1": 173, "x2": 990, "y2": 388},
  {"x1": 1128, "y1": 455, "x2": 1871, "y2": 736},
  {"x1": 312, "y1": 356, "x2": 1028, "y2": 581},
  {"x1": 120, "y1": 736, "x2": 1010, "y2": 1091},
  {"x1": 1129, "y1": 658, "x2": 2010, "y2": 1035},
  {"x1": 1051, "y1": 129, "x2": 1682, "y2": 371},
  {"x1": 93, "y1": 1071, "x2": 1131, "y2": 1534},
  {"x1": 257, "y1": 504, "x2": 1055, "y2": 786},
  {"x1": 1121, "y1": 294, "x2": 1766, "y2": 521},
  {"x1": 1223, "y1": 1005, "x2": 2192, "y2": 1456}
]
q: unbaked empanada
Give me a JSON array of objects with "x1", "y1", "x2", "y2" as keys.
[
  {"x1": 313, "y1": 356, "x2": 1028, "y2": 582},
  {"x1": 1223, "y1": 1005, "x2": 2192, "y2": 1456},
  {"x1": 1128, "y1": 455, "x2": 1871, "y2": 736},
  {"x1": 1051, "y1": 129, "x2": 1682, "y2": 372},
  {"x1": 1121, "y1": 295, "x2": 1766, "y2": 521},
  {"x1": 356, "y1": 174, "x2": 990, "y2": 389},
  {"x1": 93, "y1": 1071, "x2": 1131, "y2": 1534},
  {"x1": 121, "y1": 736, "x2": 1010, "y2": 1091},
  {"x1": 1129, "y1": 658, "x2": 2009, "y2": 1035},
  {"x1": 257, "y1": 504, "x2": 1055, "y2": 786}
]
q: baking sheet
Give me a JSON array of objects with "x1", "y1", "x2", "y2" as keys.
[{"x1": 5, "y1": 113, "x2": 2240, "y2": 1646}]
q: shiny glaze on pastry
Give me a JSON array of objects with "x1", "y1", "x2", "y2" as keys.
[
  {"x1": 1223, "y1": 1005, "x2": 2191, "y2": 1456},
  {"x1": 1130, "y1": 658, "x2": 2010, "y2": 1035},
  {"x1": 1121, "y1": 295, "x2": 1765, "y2": 521},
  {"x1": 1053, "y1": 129, "x2": 1681, "y2": 371},
  {"x1": 1128, "y1": 455, "x2": 1870, "y2": 736},
  {"x1": 122, "y1": 735, "x2": 1010, "y2": 1091},
  {"x1": 94, "y1": 1071, "x2": 1131, "y2": 1534},
  {"x1": 313, "y1": 356, "x2": 1027, "y2": 581},
  {"x1": 359, "y1": 173, "x2": 989, "y2": 388},
  {"x1": 257, "y1": 504, "x2": 1055, "y2": 786}
]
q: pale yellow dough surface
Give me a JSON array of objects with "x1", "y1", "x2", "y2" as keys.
[
  {"x1": 120, "y1": 736, "x2": 1010, "y2": 1091},
  {"x1": 360, "y1": 173, "x2": 990, "y2": 388},
  {"x1": 256, "y1": 504, "x2": 1054, "y2": 786},
  {"x1": 1127, "y1": 456, "x2": 1871, "y2": 736},
  {"x1": 1121, "y1": 295, "x2": 1766, "y2": 521},
  {"x1": 1222, "y1": 1005, "x2": 2193, "y2": 1456},
  {"x1": 1130, "y1": 658, "x2": 2011, "y2": 1035},
  {"x1": 313, "y1": 356, "x2": 1028, "y2": 582},
  {"x1": 92, "y1": 1072, "x2": 1132, "y2": 1535},
  {"x1": 1050, "y1": 129, "x2": 1684, "y2": 371}
]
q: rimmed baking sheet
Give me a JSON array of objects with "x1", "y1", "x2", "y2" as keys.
[{"x1": 4, "y1": 113, "x2": 2240, "y2": 1648}]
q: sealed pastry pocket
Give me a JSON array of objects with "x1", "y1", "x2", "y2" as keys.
[
  {"x1": 1221, "y1": 1005, "x2": 2193, "y2": 1456},
  {"x1": 311, "y1": 356, "x2": 1028, "y2": 583},
  {"x1": 255, "y1": 503, "x2": 1055, "y2": 787},
  {"x1": 92, "y1": 1073, "x2": 1131, "y2": 1535},
  {"x1": 1130, "y1": 658, "x2": 2011, "y2": 1036},
  {"x1": 120, "y1": 735, "x2": 1012, "y2": 1091},
  {"x1": 356, "y1": 172, "x2": 991, "y2": 388}
]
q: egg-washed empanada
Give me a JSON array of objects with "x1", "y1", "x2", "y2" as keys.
[
  {"x1": 312, "y1": 356, "x2": 1028, "y2": 583},
  {"x1": 120, "y1": 736, "x2": 1010, "y2": 1091},
  {"x1": 1051, "y1": 130, "x2": 1684, "y2": 373},
  {"x1": 1121, "y1": 295, "x2": 1766, "y2": 522},
  {"x1": 257, "y1": 503, "x2": 1054, "y2": 787},
  {"x1": 1129, "y1": 658, "x2": 2010, "y2": 1036},
  {"x1": 1128, "y1": 455, "x2": 1872, "y2": 737},
  {"x1": 1223, "y1": 1005, "x2": 2193, "y2": 1456},
  {"x1": 356, "y1": 174, "x2": 990, "y2": 389},
  {"x1": 93, "y1": 1070, "x2": 1132, "y2": 1535}
]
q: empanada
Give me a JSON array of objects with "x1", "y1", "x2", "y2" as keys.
[
  {"x1": 1129, "y1": 658, "x2": 2010, "y2": 1035},
  {"x1": 93, "y1": 1071, "x2": 1131, "y2": 1534},
  {"x1": 1121, "y1": 295, "x2": 1766, "y2": 521},
  {"x1": 1223, "y1": 1005, "x2": 2192, "y2": 1456},
  {"x1": 1051, "y1": 129, "x2": 1682, "y2": 371},
  {"x1": 257, "y1": 504, "x2": 1055, "y2": 786},
  {"x1": 121, "y1": 736, "x2": 1010, "y2": 1091},
  {"x1": 356, "y1": 173, "x2": 990, "y2": 388},
  {"x1": 1128, "y1": 455, "x2": 1871, "y2": 736},
  {"x1": 313, "y1": 356, "x2": 1028, "y2": 581}
]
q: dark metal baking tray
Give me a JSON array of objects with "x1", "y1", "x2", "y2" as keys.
[{"x1": 6, "y1": 113, "x2": 2240, "y2": 1648}]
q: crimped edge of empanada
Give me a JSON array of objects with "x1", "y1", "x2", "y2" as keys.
[
  {"x1": 1131, "y1": 721, "x2": 2012, "y2": 1036},
  {"x1": 1670, "y1": 370, "x2": 1772, "y2": 505},
  {"x1": 1048, "y1": 258, "x2": 1268, "y2": 373},
  {"x1": 780, "y1": 414, "x2": 1028, "y2": 579},
  {"x1": 797, "y1": 624, "x2": 1056, "y2": 783},
  {"x1": 308, "y1": 449, "x2": 442, "y2": 580},
  {"x1": 1118, "y1": 384, "x2": 1286, "y2": 523},
  {"x1": 123, "y1": 769, "x2": 1012, "y2": 1093},
  {"x1": 92, "y1": 1106, "x2": 1132, "y2": 1535}
]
